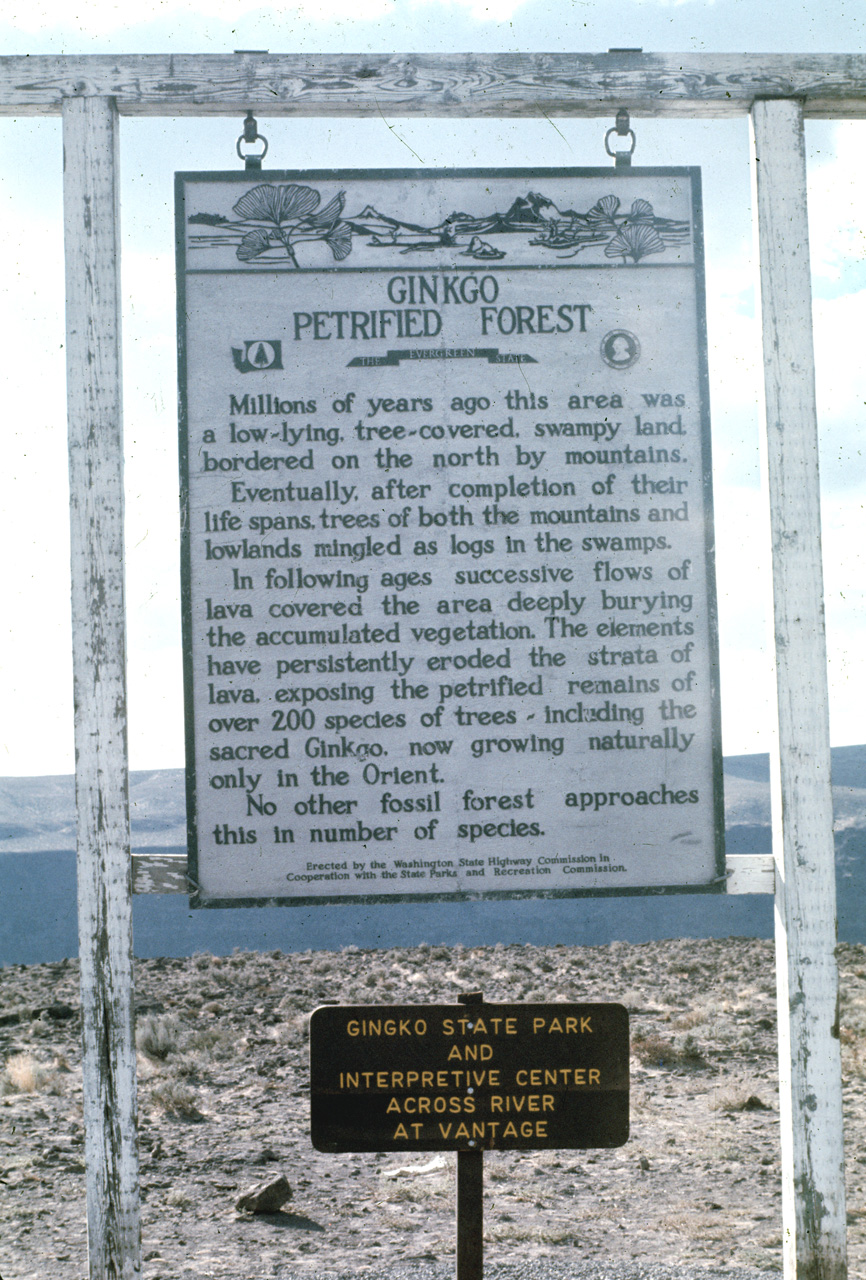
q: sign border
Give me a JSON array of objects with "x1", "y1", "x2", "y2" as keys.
[{"x1": 175, "y1": 165, "x2": 725, "y2": 908}]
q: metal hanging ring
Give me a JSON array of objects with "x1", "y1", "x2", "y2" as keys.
[
  {"x1": 604, "y1": 127, "x2": 636, "y2": 159},
  {"x1": 236, "y1": 133, "x2": 268, "y2": 162}
]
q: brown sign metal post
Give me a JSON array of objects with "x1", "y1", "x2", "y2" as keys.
[{"x1": 457, "y1": 1147, "x2": 484, "y2": 1280}]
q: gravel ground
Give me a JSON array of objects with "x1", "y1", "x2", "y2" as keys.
[{"x1": 3, "y1": 937, "x2": 866, "y2": 1279}]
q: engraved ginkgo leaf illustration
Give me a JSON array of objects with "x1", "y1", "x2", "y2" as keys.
[
  {"x1": 231, "y1": 183, "x2": 352, "y2": 266},
  {"x1": 604, "y1": 222, "x2": 666, "y2": 263}
]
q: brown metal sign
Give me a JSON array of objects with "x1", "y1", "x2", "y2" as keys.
[{"x1": 310, "y1": 1001, "x2": 628, "y2": 1152}]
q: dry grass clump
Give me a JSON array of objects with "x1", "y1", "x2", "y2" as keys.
[
  {"x1": 135, "y1": 1012, "x2": 238, "y2": 1116},
  {"x1": 136, "y1": 1013, "x2": 237, "y2": 1067},
  {"x1": 166, "y1": 1187, "x2": 195, "y2": 1209},
  {"x1": 149, "y1": 1079, "x2": 203, "y2": 1120},
  {"x1": 631, "y1": 1029, "x2": 705, "y2": 1067},
  {"x1": 0, "y1": 1052, "x2": 62, "y2": 1095},
  {"x1": 709, "y1": 1087, "x2": 772, "y2": 1112},
  {"x1": 189, "y1": 1025, "x2": 237, "y2": 1059},
  {"x1": 672, "y1": 1006, "x2": 711, "y2": 1030},
  {"x1": 136, "y1": 1014, "x2": 183, "y2": 1061}
]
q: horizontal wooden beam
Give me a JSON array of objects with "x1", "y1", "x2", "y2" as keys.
[
  {"x1": 725, "y1": 854, "x2": 775, "y2": 895},
  {"x1": 131, "y1": 851, "x2": 189, "y2": 895},
  {"x1": 2, "y1": 52, "x2": 866, "y2": 118}
]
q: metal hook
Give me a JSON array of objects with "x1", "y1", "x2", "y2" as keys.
[
  {"x1": 605, "y1": 109, "x2": 636, "y2": 167},
  {"x1": 237, "y1": 111, "x2": 269, "y2": 170}
]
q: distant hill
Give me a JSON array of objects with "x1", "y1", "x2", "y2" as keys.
[
  {"x1": 3, "y1": 747, "x2": 866, "y2": 854},
  {"x1": 1, "y1": 749, "x2": 864, "y2": 963},
  {"x1": 0, "y1": 769, "x2": 187, "y2": 853}
]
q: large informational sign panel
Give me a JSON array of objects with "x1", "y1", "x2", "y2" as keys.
[
  {"x1": 176, "y1": 166, "x2": 724, "y2": 907},
  {"x1": 310, "y1": 1001, "x2": 629, "y2": 1152}
]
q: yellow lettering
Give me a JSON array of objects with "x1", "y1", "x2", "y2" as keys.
[
  {"x1": 386, "y1": 1097, "x2": 401, "y2": 1114},
  {"x1": 393, "y1": 1124, "x2": 409, "y2": 1139},
  {"x1": 506, "y1": 1019, "x2": 517, "y2": 1035},
  {"x1": 448, "y1": 1044, "x2": 462, "y2": 1061},
  {"x1": 590, "y1": 1069, "x2": 601, "y2": 1085},
  {"x1": 422, "y1": 1071, "x2": 433, "y2": 1088},
  {"x1": 377, "y1": 1072, "x2": 388, "y2": 1088},
  {"x1": 581, "y1": 1016, "x2": 592, "y2": 1032},
  {"x1": 503, "y1": 1122, "x2": 518, "y2": 1138},
  {"x1": 548, "y1": 1017, "x2": 563, "y2": 1034},
  {"x1": 419, "y1": 1097, "x2": 431, "y2": 1114},
  {"x1": 533, "y1": 1017, "x2": 545, "y2": 1033},
  {"x1": 384, "y1": 1020, "x2": 396, "y2": 1035},
  {"x1": 473, "y1": 1017, "x2": 487, "y2": 1035},
  {"x1": 442, "y1": 1019, "x2": 454, "y2": 1035},
  {"x1": 515, "y1": 1070, "x2": 527, "y2": 1086},
  {"x1": 543, "y1": 1095, "x2": 555, "y2": 1111},
  {"x1": 439, "y1": 1123, "x2": 452, "y2": 1138},
  {"x1": 455, "y1": 1123, "x2": 470, "y2": 1140},
  {"x1": 491, "y1": 1096, "x2": 502, "y2": 1113},
  {"x1": 537, "y1": 1120, "x2": 548, "y2": 1137},
  {"x1": 347, "y1": 1021, "x2": 360, "y2": 1037},
  {"x1": 566, "y1": 1017, "x2": 577, "y2": 1033}
]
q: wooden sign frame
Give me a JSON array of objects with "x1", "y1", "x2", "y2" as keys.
[{"x1": 0, "y1": 52, "x2": 851, "y2": 1280}]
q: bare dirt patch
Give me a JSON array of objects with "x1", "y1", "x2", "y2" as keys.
[{"x1": 2, "y1": 937, "x2": 865, "y2": 1279}]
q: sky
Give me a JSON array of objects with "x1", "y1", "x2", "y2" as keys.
[{"x1": 0, "y1": 0, "x2": 864, "y2": 776}]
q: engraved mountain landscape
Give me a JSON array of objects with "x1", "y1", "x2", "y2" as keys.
[{"x1": 187, "y1": 186, "x2": 691, "y2": 264}]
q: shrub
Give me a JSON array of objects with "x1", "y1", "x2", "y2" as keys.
[{"x1": 136, "y1": 1015, "x2": 182, "y2": 1061}]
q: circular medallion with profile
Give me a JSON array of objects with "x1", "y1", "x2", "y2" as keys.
[{"x1": 601, "y1": 329, "x2": 641, "y2": 369}]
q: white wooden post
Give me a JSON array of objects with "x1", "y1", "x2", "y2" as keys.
[
  {"x1": 63, "y1": 94, "x2": 141, "y2": 1280},
  {"x1": 751, "y1": 97, "x2": 847, "y2": 1280}
]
